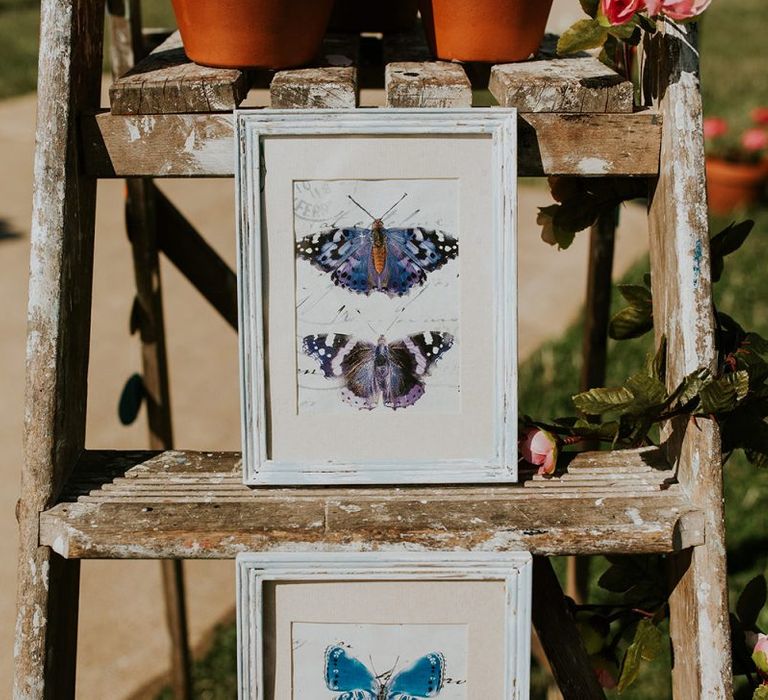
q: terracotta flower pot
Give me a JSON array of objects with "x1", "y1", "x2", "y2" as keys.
[
  {"x1": 418, "y1": 0, "x2": 554, "y2": 63},
  {"x1": 171, "y1": 0, "x2": 335, "y2": 69},
  {"x1": 706, "y1": 157, "x2": 766, "y2": 215},
  {"x1": 329, "y1": 0, "x2": 418, "y2": 34}
]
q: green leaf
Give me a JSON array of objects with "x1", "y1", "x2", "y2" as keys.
[
  {"x1": 638, "y1": 14, "x2": 658, "y2": 33},
  {"x1": 746, "y1": 332, "x2": 768, "y2": 357},
  {"x1": 618, "y1": 620, "x2": 664, "y2": 692},
  {"x1": 608, "y1": 20, "x2": 640, "y2": 42},
  {"x1": 118, "y1": 373, "x2": 145, "y2": 426},
  {"x1": 572, "y1": 386, "x2": 635, "y2": 415},
  {"x1": 753, "y1": 685, "x2": 768, "y2": 700},
  {"x1": 746, "y1": 447, "x2": 768, "y2": 469},
  {"x1": 552, "y1": 195, "x2": 603, "y2": 237},
  {"x1": 579, "y1": 0, "x2": 599, "y2": 18},
  {"x1": 609, "y1": 304, "x2": 654, "y2": 340},
  {"x1": 711, "y1": 220, "x2": 754, "y2": 283},
  {"x1": 674, "y1": 368, "x2": 712, "y2": 408},
  {"x1": 625, "y1": 373, "x2": 668, "y2": 410},
  {"x1": 598, "y1": 564, "x2": 635, "y2": 593},
  {"x1": 699, "y1": 371, "x2": 749, "y2": 414},
  {"x1": 643, "y1": 272, "x2": 652, "y2": 289},
  {"x1": 737, "y1": 575, "x2": 767, "y2": 628},
  {"x1": 558, "y1": 19, "x2": 609, "y2": 55},
  {"x1": 645, "y1": 336, "x2": 666, "y2": 382},
  {"x1": 618, "y1": 284, "x2": 653, "y2": 306}
]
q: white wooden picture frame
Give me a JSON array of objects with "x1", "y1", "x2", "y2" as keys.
[
  {"x1": 236, "y1": 109, "x2": 518, "y2": 485},
  {"x1": 236, "y1": 551, "x2": 532, "y2": 700}
]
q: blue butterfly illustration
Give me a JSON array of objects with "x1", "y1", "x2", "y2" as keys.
[
  {"x1": 302, "y1": 331, "x2": 454, "y2": 410},
  {"x1": 296, "y1": 194, "x2": 459, "y2": 298},
  {"x1": 324, "y1": 645, "x2": 445, "y2": 699}
]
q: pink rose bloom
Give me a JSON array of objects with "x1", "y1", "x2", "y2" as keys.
[
  {"x1": 753, "y1": 107, "x2": 768, "y2": 126},
  {"x1": 703, "y1": 117, "x2": 728, "y2": 140},
  {"x1": 753, "y1": 633, "x2": 768, "y2": 678},
  {"x1": 520, "y1": 428, "x2": 558, "y2": 475},
  {"x1": 602, "y1": 0, "x2": 646, "y2": 25},
  {"x1": 742, "y1": 128, "x2": 768, "y2": 152},
  {"x1": 645, "y1": 0, "x2": 712, "y2": 20}
]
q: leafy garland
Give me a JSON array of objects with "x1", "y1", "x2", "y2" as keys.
[{"x1": 525, "y1": 179, "x2": 767, "y2": 691}]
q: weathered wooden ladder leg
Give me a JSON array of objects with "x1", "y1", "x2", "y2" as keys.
[
  {"x1": 567, "y1": 209, "x2": 619, "y2": 605},
  {"x1": 14, "y1": 1, "x2": 105, "y2": 697},
  {"x1": 108, "y1": 4, "x2": 193, "y2": 697},
  {"x1": 645, "y1": 22, "x2": 732, "y2": 699},
  {"x1": 125, "y1": 179, "x2": 193, "y2": 700}
]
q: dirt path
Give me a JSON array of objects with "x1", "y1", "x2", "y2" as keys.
[{"x1": 0, "y1": 23, "x2": 647, "y2": 699}]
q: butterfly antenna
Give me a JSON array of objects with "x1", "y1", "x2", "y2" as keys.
[
  {"x1": 347, "y1": 195, "x2": 377, "y2": 221},
  {"x1": 379, "y1": 192, "x2": 408, "y2": 222}
]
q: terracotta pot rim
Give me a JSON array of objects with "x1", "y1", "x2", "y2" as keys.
[
  {"x1": 418, "y1": 0, "x2": 555, "y2": 64},
  {"x1": 706, "y1": 157, "x2": 766, "y2": 184}
]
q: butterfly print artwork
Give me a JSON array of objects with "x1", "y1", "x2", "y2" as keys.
[
  {"x1": 296, "y1": 194, "x2": 459, "y2": 298},
  {"x1": 325, "y1": 645, "x2": 445, "y2": 699},
  {"x1": 302, "y1": 332, "x2": 454, "y2": 410}
]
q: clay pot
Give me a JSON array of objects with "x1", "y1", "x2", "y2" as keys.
[
  {"x1": 418, "y1": 0, "x2": 554, "y2": 63},
  {"x1": 330, "y1": 0, "x2": 418, "y2": 34},
  {"x1": 171, "y1": 0, "x2": 335, "y2": 69},
  {"x1": 706, "y1": 157, "x2": 766, "y2": 215}
]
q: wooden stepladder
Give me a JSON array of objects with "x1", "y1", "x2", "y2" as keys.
[{"x1": 15, "y1": 2, "x2": 730, "y2": 698}]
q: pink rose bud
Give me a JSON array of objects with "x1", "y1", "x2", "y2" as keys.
[
  {"x1": 703, "y1": 117, "x2": 728, "y2": 140},
  {"x1": 602, "y1": 0, "x2": 646, "y2": 25},
  {"x1": 645, "y1": 0, "x2": 711, "y2": 20},
  {"x1": 754, "y1": 633, "x2": 768, "y2": 679},
  {"x1": 753, "y1": 107, "x2": 768, "y2": 126},
  {"x1": 742, "y1": 128, "x2": 768, "y2": 152},
  {"x1": 520, "y1": 428, "x2": 558, "y2": 476}
]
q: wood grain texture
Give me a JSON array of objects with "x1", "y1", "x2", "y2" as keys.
[
  {"x1": 385, "y1": 62, "x2": 472, "y2": 108},
  {"x1": 106, "y1": 0, "x2": 144, "y2": 80},
  {"x1": 532, "y1": 558, "x2": 607, "y2": 699},
  {"x1": 82, "y1": 110, "x2": 662, "y2": 177},
  {"x1": 109, "y1": 31, "x2": 249, "y2": 114},
  {"x1": 270, "y1": 67, "x2": 358, "y2": 108},
  {"x1": 490, "y1": 56, "x2": 634, "y2": 113},
  {"x1": 16, "y1": 1, "x2": 104, "y2": 697},
  {"x1": 38, "y1": 449, "x2": 703, "y2": 559},
  {"x1": 644, "y1": 22, "x2": 732, "y2": 700}
]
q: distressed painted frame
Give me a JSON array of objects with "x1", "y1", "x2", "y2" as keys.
[
  {"x1": 236, "y1": 109, "x2": 518, "y2": 485},
  {"x1": 236, "y1": 551, "x2": 532, "y2": 700}
]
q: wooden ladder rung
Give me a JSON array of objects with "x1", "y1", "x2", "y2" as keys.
[
  {"x1": 82, "y1": 109, "x2": 662, "y2": 178},
  {"x1": 109, "y1": 31, "x2": 250, "y2": 115},
  {"x1": 39, "y1": 448, "x2": 704, "y2": 559}
]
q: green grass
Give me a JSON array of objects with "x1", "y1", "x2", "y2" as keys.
[
  {"x1": 0, "y1": 0, "x2": 176, "y2": 99},
  {"x1": 155, "y1": 623, "x2": 239, "y2": 700},
  {"x1": 0, "y1": 0, "x2": 41, "y2": 99}
]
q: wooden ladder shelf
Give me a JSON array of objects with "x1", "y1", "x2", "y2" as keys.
[{"x1": 15, "y1": 2, "x2": 730, "y2": 699}]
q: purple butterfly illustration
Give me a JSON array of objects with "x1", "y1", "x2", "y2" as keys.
[
  {"x1": 296, "y1": 194, "x2": 459, "y2": 298},
  {"x1": 302, "y1": 331, "x2": 454, "y2": 410}
]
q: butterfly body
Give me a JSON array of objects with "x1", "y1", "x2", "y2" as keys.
[
  {"x1": 302, "y1": 332, "x2": 454, "y2": 410},
  {"x1": 297, "y1": 224, "x2": 458, "y2": 297},
  {"x1": 371, "y1": 220, "x2": 388, "y2": 275},
  {"x1": 324, "y1": 645, "x2": 445, "y2": 699}
]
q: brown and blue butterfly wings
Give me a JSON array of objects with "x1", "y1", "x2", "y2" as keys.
[
  {"x1": 302, "y1": 333, "x2": 454, "y2": 410},
  {"x1": 296, "y1": 226, "x2": 458, "y2": 297}
]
